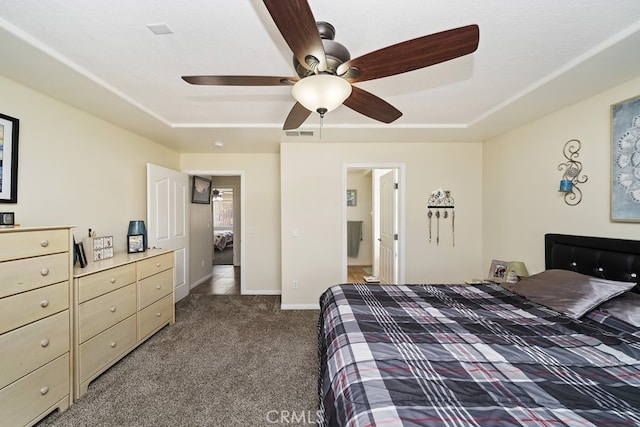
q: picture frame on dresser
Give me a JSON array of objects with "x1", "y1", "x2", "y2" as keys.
[
  {"x1": 0, "y1": 113, "x2": 19, "y2": 203},
  {"x1": 128, "y1": 234, "x2": 145, "y2": 253},
  {"x1": 611, "y1": 93, "x2": 640, "y2": 222}
]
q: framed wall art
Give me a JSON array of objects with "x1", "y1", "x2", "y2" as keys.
[
  {"x1": 346, "y1": 189, "x2": 357, "y2": 206},
  {"x1": 611, "y1": 94, "x2": 640, "y2": 222},
  {"x1": 191, "y1": 175, "x2": 212, "y2": 204},
  {"x1": 0, "y1": 113, "x2": 19, "y2": 203}
]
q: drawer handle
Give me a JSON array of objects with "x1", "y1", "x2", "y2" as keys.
[
  {"x1": 110, "y1": 341, "x2": 117, "y2": 348},
  {"x1": 40, "y1": 386, "x2": 49, "y2": 395},
  {"x1": 156, "y1": 312, "x2": 162, "y2": 317},
  {"x1": 156, "y1": 285, "x2": 161, "y2": 290},
  {"x1": 40, "y1": 240, "x2": 50, "y2": 248},
  {"x1": 40, "y1": 268, "x2": 50, "y2": 276},
  {"x1": 110, "y1": 306, "x2": 116, "y2": 313},
  {"x1": 156, "y1": 262, "x2": 161, "y2": 267},
  {"x1": 110, "y1": 277, "x2": 116, "y2": 284},
  {"x1": 40, "y1": 299, "x2": 49, "y2": 308},
  {"x1": 41, "y1": 338, "x2": 50, "y2": 347}
]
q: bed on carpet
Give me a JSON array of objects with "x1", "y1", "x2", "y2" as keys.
[{"x1": 318, "y1": 233, "x2": 640, "y2": 426}]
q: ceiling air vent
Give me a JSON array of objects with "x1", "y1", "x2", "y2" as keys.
[{"x1": 284, "y1": 130, "x2": 315, "y2": 137}]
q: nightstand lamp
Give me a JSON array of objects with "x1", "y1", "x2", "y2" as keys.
[{"x1": 506, "y1": 261, "x2": 529, "y2": 283}]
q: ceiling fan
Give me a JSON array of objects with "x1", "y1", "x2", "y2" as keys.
[{"x1": 182, "y1": 0, "x2": 479, "y2": 130}]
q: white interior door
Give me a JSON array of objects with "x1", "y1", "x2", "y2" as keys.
[
  {"x1": 147, "y1": 163, "x2": 189, "y2": 302},
  {"x1": 379, "y1": 170, "x2": 397, "y2": 284}
]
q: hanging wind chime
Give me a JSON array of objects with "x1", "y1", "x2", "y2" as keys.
[{"x1": 427, "y1": 189, "x2": 455, "y2": 246}]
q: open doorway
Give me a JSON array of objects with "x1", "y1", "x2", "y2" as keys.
[
  {"x1": 210, "y1": 176, "x2": 241, "y2": 294},
  {"x1": 344, "y1": 164, "x2": 405, "y2": 284},
  {"x1": 212, "y1": 186, "x2": 235, "y2": 266}
]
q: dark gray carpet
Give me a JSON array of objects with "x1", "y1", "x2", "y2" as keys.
[
  {"x1": 213, "y1": 247, "x2": 233, "y2": 265},
  {"x1": 37, "y1": 295, "x2": 320, "y2": 427}
]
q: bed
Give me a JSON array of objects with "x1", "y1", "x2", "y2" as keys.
[
  {"x1": 214, "y1": 230, "x2": 233, "y2": 252},
  {"x1": 318, "y1": 233, "x2": 640, "y2": 426}
]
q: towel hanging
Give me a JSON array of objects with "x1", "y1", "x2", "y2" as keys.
[{"x1": 347, "y1": 221, "x2": 363, "y2": 258}]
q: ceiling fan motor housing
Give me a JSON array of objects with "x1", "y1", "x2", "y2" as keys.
[{"x1": 293, "y1": 21, "x2": 351, "y2": 78}]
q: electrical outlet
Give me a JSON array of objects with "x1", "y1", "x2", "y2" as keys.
[{"x1": 292, "y1": 280, "x2": 299, "y2": 289}]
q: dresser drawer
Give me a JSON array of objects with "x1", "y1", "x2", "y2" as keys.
[
  {"x1": 0, "y1": 252, "x2": 69, "y2": 299},
  {"x1": 0, "y1": 353, "x2": 70, "y2": 427},
  {"x1": 78, "y1": 315, "x2": 137, "y2": 384},
  {"x1": 138, "y1": 294, "x2": 173, "y2": 340},
  {"x1": 0, "y1": 229, "x2": 69, "y2": 262},
  {"x1": 0, "y1": 282, "x2": 69, "y2": 335},
  {"x1": 137, "y1": 252, "x2": 173, "y2": 280},
  {"x1": 78, "y1": 283, "x2": 136, "y2": 343},
  {"x1": 0, "y1": 311, "x2": 69, "y2": 388},
  {"x1": 138, "y1": 268, "x2": 173, "y2": 309},
  {"x1": 77, "y1": 263, "x2": 136, "y2": 303}
]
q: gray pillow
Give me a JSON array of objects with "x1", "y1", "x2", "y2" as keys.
[
  {"x1": 598, "y1": 291, "x2": 640, "y2": 327},
  {"x1": 504, "y1": 269, "x2": 636, "y2": 319}
]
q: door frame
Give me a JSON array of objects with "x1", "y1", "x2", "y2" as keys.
[
  {"x1": 342, "y1": 163, "x2": 406, "y2": 284},
  {"x1": 182, "y1": 169, "x2": 246, "y2": 294}
]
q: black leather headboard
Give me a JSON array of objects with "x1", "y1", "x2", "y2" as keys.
[{"x1": 545, "y1": 234, "x2": 640, "y2": 286}]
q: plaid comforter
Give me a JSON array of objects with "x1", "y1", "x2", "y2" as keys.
[{"x1": 318, "y1": 283, "x2": 640, "y2": 427}]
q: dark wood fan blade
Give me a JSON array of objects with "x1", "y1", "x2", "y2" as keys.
[
  {"x1": 343, "y1": 86, "x2": 402, "y2": 123},
  {"x1": 182, "y1": 75, "x2": 296, "y2": 86},
  {"x1": 338, "y1": 25, "x2": 479, "y2": 83},
  {"x1": 263, "y1": 0, "x2": 327, "y2": 72},
  {"x1": 283, "y1": 102, "x2": 311, "y2": 130}
]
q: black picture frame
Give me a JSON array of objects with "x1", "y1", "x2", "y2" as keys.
[
  {"x1": 191, "y1": 175, "x2": 212, "y2": 204},
  {"x1": 75, "y1": 242, "x2": 88, "y2": 268},
  {"x1": 0, "y1": 113, "x2": 19, "y2": 203},
  {"x1": 127, "y1": 234, "x2": 145, "y2": 253}
]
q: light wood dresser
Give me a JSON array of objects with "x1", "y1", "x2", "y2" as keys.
[
  {"x1": 0, "y1": 226, "x2": 74, "y2": 427},
  {"x1": 73, "y1": 249, "x2": 174, "y2": 399}
]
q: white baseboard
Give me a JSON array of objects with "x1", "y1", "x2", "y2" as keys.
[
  {"x1": 280, "y1": 303, "x2": 320, "y2": 310},
  {"x1": 241, "y1": 289, "x2": 281, "y2": 295},
  {"x1": 189, "y1": 274, "x2": 213, "y2": 289}
]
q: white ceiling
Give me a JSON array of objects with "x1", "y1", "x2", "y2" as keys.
[{"x1": 1, "y1": 0, "x2": 639, "y2": 153}]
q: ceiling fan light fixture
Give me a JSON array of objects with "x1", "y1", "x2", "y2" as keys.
[{"x1": 292, "y1": 74, "x2": 352, "y2": 114}]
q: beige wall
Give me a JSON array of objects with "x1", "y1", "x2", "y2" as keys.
[
  {"x1": 180, "y1": 153, "x2": 281, "y2": 294},
  {"x1": 280, "y1": 142, "x2": 483, "y2": 308},
  {"x1": 8, "y1": 65, "x2": 640, "y2": 306},
  {"x1": 0, "y1": 75, "x2": 178, "y2": 254},
  {"x1": 483, "y1": 75, "x2": 640, "y2": 275}
]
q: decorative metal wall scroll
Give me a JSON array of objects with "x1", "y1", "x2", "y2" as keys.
[
  {"x1": 427, "y1": 189, "x2": 455, "y2": 246},
  {"x1": 557, "y1": 139, "x2": 588, "y2": 206}
]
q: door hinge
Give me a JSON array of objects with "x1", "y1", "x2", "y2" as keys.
[
  {"x1": 394, "y1": 182, "x2": 398, "y2": 190},
  {"x1": 394, "y1": 234, "x2": 398, "y2": 240}
]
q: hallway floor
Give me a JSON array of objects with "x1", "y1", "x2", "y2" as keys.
[{"x1": 191, "y1": 265, "x2": 240, "y2": 295}]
